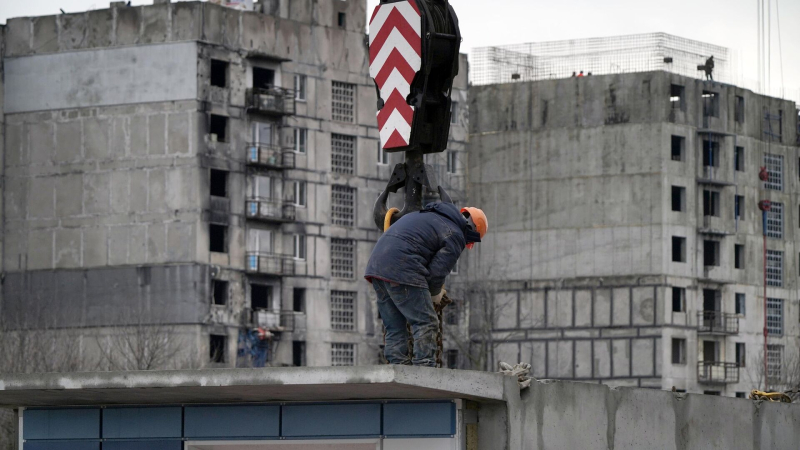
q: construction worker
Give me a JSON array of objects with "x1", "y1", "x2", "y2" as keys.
[
  {"x1": 705, "y1": 56, "x2": 714, "y2": 80},
  {"x1": 365, "y1": 203, "x2": 488, "y2": 366}
]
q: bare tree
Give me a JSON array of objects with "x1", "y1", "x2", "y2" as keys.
[{"x1": 744, "y1": 347, "x2": 800, "y2": 400}]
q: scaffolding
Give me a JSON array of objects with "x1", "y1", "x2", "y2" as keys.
[{"x1": 470, "y1": 33, "x2": 730, "y2": 86}]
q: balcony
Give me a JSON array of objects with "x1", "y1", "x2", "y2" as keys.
[
  {"x1": 246, "y1": 252, "x2": 295, "y2": 276},
  {"x1": 698, "y1": 216, "x2": 733, "y2": 236},
  {"x1": 246, "y1": 143, "x2": 295, "y2": 169},
  {"x1": 246, "y1": 197, "x2": 296, "y2": 223},
  {"x1": 246, "y1": 87, "x2": 295, "y2": 116},
  {"x1": 250, "y1": 309, "x2": 302, "y2": 333},
  {"x1": 697, "y1": 166, "x2": 733, "y2": 186},
  {"x1": 697, "y1": 361, "x2": 739, "y2": 384},
  {"x1": 697, "y1": 311, "x2": 739, "y2": 334}
]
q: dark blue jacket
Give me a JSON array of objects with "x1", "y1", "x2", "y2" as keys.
[{"x1": 365, "y1": 202, "x2": 467, "y2": 292}]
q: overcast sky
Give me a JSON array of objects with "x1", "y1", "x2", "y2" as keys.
[{"x1": 2, "y1": 0, "x2": 798, "y2": 97}]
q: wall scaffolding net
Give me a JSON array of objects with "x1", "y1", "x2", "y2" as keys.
[{"x1": 470, "y1": 33, "x2": 730, "y2": 86}]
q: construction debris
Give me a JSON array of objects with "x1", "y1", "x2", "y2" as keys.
[{"x1": 499, "y1": 362, "x2": 532, "y2": 389}]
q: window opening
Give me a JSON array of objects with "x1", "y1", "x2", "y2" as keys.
[
  {"x1": 293, "y1": 181, "x2": 307, "y2": 207},
  {"x1": 446, "y1": 350, "x2": 459, "y2": 369},
  {"x1": 735, "y1": 293, "x2": 745, "y2": 315},
  {"x1": 251, "y1": 284, "x2": 272, "y2": 310},
  {"x1": 702, "y1": 90, "x2": 719, "y2": 117},
  {"x1": 212, "y1": 280, "x2": 228, "y2": 306},
  {"x1": 294, "y1": 128, "x2": 307, "y2": 153},
  {"x1": 447, "y1": 151, "x2": 457, "y2": 174},
  {"x1": 209, "y1": 224, "x2": 227, "y2": 253},
  {"x1": 702, "y1": 139, "x2": 719, "y2": 167},
  {"x1": 734, "y1": 95, "x2": 744, "y2": 123},
  {"x1": 293, "y1": 341, "x2": 306, "y2": 366},
  {"x1": 209, "y1": 335, "x2": 227, "y2": 363},
  {"x1": 734, "y1": 146, "x2": 744, "y2": 171},
  {"x1": 450, "y1": 101, "x2": 459, "y2": 124},
  {"x1": 209, "y1": 115, "x2": 228, "y2": 142},
  {"x1": 293, "y1": 234, "x2": 306, "y2": 260},
  {"x1": 672, "y1": 287, "x2": 685, "y2": 312},
  {"x1": 671, "y1": 236, "x2": 686, "y2": 263},
  {"x1": 210, "y1": 59, "x2": 228, "y2": 88},
  {"x1": 337, "y1": 12, "x2": 347, "y2": 28},
  {"x1": 378, "y1": 141, "x2": 388, "y2": 165},
  {"x1": 703, "y1": 190, "x2": 720, "y2": 217},
  {"x1": 210, "y1": 169, "x2": 228, "y2": 197},
  {"x1": 669, "y1": 84, "x2": 685, "y2": 110},
  {"x1": 703, "y1": 240, "x2": 719, "y2": 266},
  {"x1": 671, "y1": 186, "x2": 685, "y2": 212},
  {"x1": 736, "y1": 343, "x2": 746, "y2": 367},
  {"x1": 294, "y1": 74, "x2": 306, "y2": 101},
  {"x1": 735, "y1": 195, "x2": 744, "y2": 220},
  {"x1": 293, "y1": 288, "x2": 306, "y2": 312},
  {"x1": 671, "y1": 338, "x2": 686, "y2": 364},
  {"x1": 253, "y1": 67, "x2": 275, "y2": 89},
  {"x1": 671, "y1": 135, "x2": 685, "y2": 161}
]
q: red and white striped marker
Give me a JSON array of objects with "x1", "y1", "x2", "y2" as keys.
[{"x1": 369, "y1": 0, "x2": 422, "y2": 150}]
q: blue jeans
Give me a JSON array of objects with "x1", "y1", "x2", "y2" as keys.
[{"x1": 372, "y1": 279, "x2": 439, "y2": 367}]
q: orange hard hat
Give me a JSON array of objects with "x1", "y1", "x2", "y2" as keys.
[{"x1": 460, "y1": 207, "x2": 488, "y2": 249}]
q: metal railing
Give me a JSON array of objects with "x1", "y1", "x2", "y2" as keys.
[
  {"x1": 246, "y1": 143, "x2": 295, "y2": 169},
  {"x1": 246, "y1": 197, "x2": 296, "y2": 222},
  {"x1": 246, "y1": 87, "x2": 296, "y2": 115},
  {"x1": 697, "y1": 361, "x2": 739, "y2": 384},
  {"x1": 245, "y1": 252, "x2": 295, "y2": 276},
  {"x1": 249, "y1": 309, "x2": 302, "y2": 333},
  {"x1": 697, "y1": 311, "x2": 739, "y2": 334}
]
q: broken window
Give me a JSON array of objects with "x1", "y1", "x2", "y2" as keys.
[
  {"x1": 210, "y1": 169, "x2": 228, "y2": 197},
  {"x1": 293, "y1": 288, "x2": 306, "y2": 313},
  {"x1": 672, "y1": 287, "x2": 685, "y2": 312},
  {"x1": 209, "y1": 335, "x2": 227, "y2": 363},
  {"x1": 735, "y1": 95, "x2": 745, "y2": 123},
  {"x1": 209, "y1": 114, "x2": 228, "y2": 142},
  {"x1": 331, "y1": 133, "x2": 356, "y2": 174},
  {"x1": 253, "y1": 67, "x2": 275, "y2": 89},
  {"x1": 734, "y1": 146, "x2": 744, "y2": 171},
  {"x1": 703, "y1": 240, "x2": 719, "y2": 266},
  {"x1": 734, "y1": 244, "x2": 745, "y2": 269},
  {"x1": 331, "y1": 343, "x2": 355, "y2": 366},
  {"x1": 671, "y1": 186, "x2": 685, "y2": 212},
  {"x1": 332, "y1": 81, "x2": 356, "y2": 123},
  {"x1": 702, "y1": 90, "x2": 719, "y2": 117},
  {"x1": 294, "y1": 74, "x2": 306, "y2": 101},
  {"x1": 293, "y1": 341, "x2": 306, "y2": 366},
  {"x1": 764, "y1": 153, "x2": 783, "y2": 190},
  {"x1": 251, "y1": 284, "x2": 272, "y2": 310},
  {"x1": 671, "y1": 236, "x2": 686, "y2": 263},
  {"x1": 330, "y1": 238, "x2": 355, "y2": 279},
  {"x1": 209, "y1": 224, "x2": 227, "y2": 253},
  {"x1": 702, "y1": 190, "x2": 720, "y2": 217},
  {"x1": 670, "y1": 84, "x2": 685, "y2": 110},
  {"x1": 671, "y1": 338, "x2": 686, "y2": 364},
  {"x1": 671, "y1": 135, "x2": 684, "y2": 161},
  {"x1": 766, "y1": 202, "x2": 783, "y2": 238},
  {"x1": 702, "y1": 139, "x2": 719, "y2": 167},
  {"x1": 212, "y1": 280, "x2": 228, "y2": 306},
  {"x1": 735, "y1": 195, "x2": 744, "y2": 221},
  {"x1": 766, "y1": 251, "x2": 783, "y2": 287},
  {"x1": 331, "y1": 185, "x2": 356, "y2": 226},
  {"x1": 210, "y1": 59, "x2": 228, "y2": 88},
  {"x1": 331, "y1": 291, "x2": 356, "y2": 331}
]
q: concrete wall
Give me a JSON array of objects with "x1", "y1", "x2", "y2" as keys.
[{"x1": 510, "y1": 378, "x2": 800, "y2": 450}]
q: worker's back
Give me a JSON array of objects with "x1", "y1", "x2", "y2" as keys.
[{"x1": 365, "y1": 202, "x2": 467, "y2": 290}]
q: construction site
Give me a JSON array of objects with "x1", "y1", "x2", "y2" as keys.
[{"x1": 0, "y1": 0, "x2": 799, "y2": 449}]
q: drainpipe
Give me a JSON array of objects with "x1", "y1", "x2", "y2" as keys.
[{"x1": 758, "y1": 200, "x2": 770, "y2": 391}]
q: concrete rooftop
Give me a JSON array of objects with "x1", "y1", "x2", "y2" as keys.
[{"x1": 0, "y1": 366, "x2": 511, "y2": 408}]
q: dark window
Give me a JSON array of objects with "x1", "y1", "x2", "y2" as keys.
[
  {"x1": 446, "y1": 349, "x2": 458, "y2": 369},
  {"x1": 702, "y1": 90, "x2": 719, "y2": 117},
  {"x1": 672, "y1": 287, "x2": 685, "y2": 312},
  {"x1": 212, "y1": 280, "x2": 228, "y2": 305},
  {"x1": 735, "y1": 195, "x2": 744, "y2": 220},
  {"x1": 703, "y1": 289, "x2": 720, "y2": 312},
  {"x1": 672, "y1": 236, "x2": 686, "y2": 263},
  {"x1": 671, "y1": 186, "x2": 685, "y2": 212},
  {"x1": 735, "y1": 293, "x2": 745, "y2": 315},
  {"x1": 703, "y1": 240, "x2": 719, "y2": 266},
  {"x1": 209, "y1": 114, "x2": 228, "y2": 142},
  {"x1": 210, "y1": 169, "x2": 228, "y2": 197},
  {"x1": 702, "y1": 139, "x2": 720, "y2": 167},
  {"x1": 210, "y1": 59, "x2": 228, "y2": 88},
  {"x1": 293, "y1": 288, "x2": 306, "y2": 312},
  {"x1": 704, "y1": 391, "x2": 721, "y2": 396},
  {"x1": 671, "y1": 135, "x2": 685, "y2": 161},
  {"x1": 703, "y1": 190, "x2": 720, "y2": 216},
  {"x1": 735, "y1": 392, "x2": 746, "y2": 398},
  {"x1": 337, "y1": 12, "x2": 346, "y2": 28},
  {"x1": 293, "y1": 341, "x2": 306, "y2": 367},
  {"x1": 736, "y1": 343, "x2": 746, "y2": 367},
  {"x1": 670, "y1": 84, "x2": 685, "y2": 110},
  {"x1": 209, "y1": 335, "x2": 226, "y2": 363},
  {"x1": 734, "y1": 146, "x2": 744, "y2": 171},
  {"x1": 209, "y1": 224, "x2": 227, "y2": 253},
  {"x1": 734, "y1": 244, "x2": 745, "y2": 269},
  {"x1": 671, "y1": 338, "x2": 686, "y2": 364},
  {"x1": 445, "y1": 303, "x2": 459, "y2": 325},
  {"x1": 253, "y1": 67, "x2": 275, "y2": 89},
  {"x1": 735, "y1": 95, "x2": 744, "y2": 123},
  {"x1": 251, "y1": 284, "x2": 272, "y2": 310}
]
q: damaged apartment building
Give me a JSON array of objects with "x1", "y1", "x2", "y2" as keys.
[
  {"x1": 466, "y1": 34, "x2": 800, "y2": 396},
  {"x1": 0, "y1": 0, "x2": 469, "y2": 369}
]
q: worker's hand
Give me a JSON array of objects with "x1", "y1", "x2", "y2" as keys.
[{"x1": 431, "y1": 288, "x2": 446, "y2": 305}]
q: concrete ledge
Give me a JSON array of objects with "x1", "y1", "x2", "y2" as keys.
[{"x1": 0, "y1": 366, "x2": 508, "y2": 407}]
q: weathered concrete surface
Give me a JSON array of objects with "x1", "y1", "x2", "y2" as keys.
[{"x1": 0, "y1": 365, "x2": 508, "y2": 407}]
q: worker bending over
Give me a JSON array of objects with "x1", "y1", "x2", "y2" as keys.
[{"x1": 365, "y1": 202, "x2": 488, "y2": 366}]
